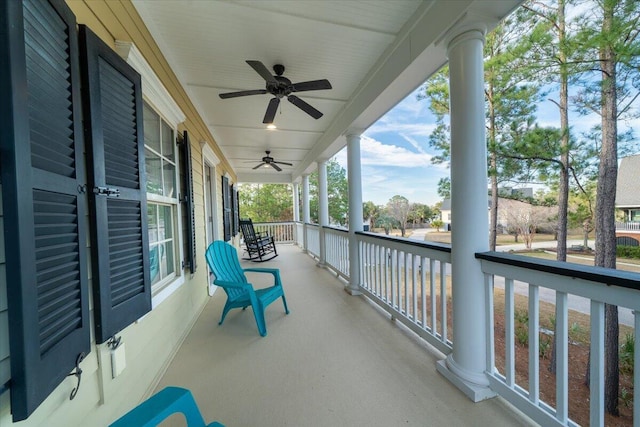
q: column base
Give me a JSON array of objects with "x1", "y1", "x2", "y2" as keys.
[
  {"x1": 316, "y1": 261, "x2": 326, "y2": 268},
  {"x1": 344, "y1": 286, "x2": 361, "y2": 296},
  {"x1": 436, "y1": 356, "x2": 496, "y2": 402}
]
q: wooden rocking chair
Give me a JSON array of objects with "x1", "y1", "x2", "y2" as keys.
[{"x1": 239, "y1": 218, "x2": 278, "y2": 262}]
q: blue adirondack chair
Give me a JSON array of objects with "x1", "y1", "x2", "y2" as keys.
[
  {"x1": 205, "y1": 241, "x2": 289, "y2": 337},
  {"x1": 109, "y1": 386, "x2": 224, "y2": 427}
]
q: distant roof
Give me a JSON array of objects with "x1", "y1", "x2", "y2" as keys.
[
  {"x1": 441, "y1": 199, "x2": 451, "y2": 210},
  {"x1": 616, "y1": 155, "x2": 640, "y2": 207}
]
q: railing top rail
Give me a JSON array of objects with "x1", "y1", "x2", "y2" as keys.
[
  {"x1": 251, "y1": 221, "x2": 295, "y2": 225},
  {"x1": 356, "y1": 231, "x2": 452, "y2": 253},
  {"x1": 476, "y1": 251, "x2": 640, "y2": 291},
  {"x1": 324, "y1": 226, "x2": 348, "y2": 234}
]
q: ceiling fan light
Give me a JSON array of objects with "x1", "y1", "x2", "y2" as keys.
[
  {"x1": 266, "y1": 124, "x2": 277, "y2": 130},
  {"x1": 263, "y1": 164, "x2": 270, "y2": 168}
]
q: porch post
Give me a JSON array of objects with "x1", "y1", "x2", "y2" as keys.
[
  {"x1": 435, "y1": 27, "x2": 495, "y2": 401},
  {"x1": 318, "y1": 159, "x2": 329, "y2": 266},
  {"x1": 302, "y1": 174, "x2": 310, "y2": 253},
  {"x1": 346, "y1": 133, "x2": 363, "y2": 294},
  {"x1": 293, "y1": 182, "x2": 300, "y2": 222}
]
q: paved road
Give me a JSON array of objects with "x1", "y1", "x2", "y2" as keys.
[{"x1": 406, "y1": 229, "x2": 634, "y2": 326}]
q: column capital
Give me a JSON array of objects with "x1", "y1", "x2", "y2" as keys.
[
  {"x1": 345, "y1": 129, "x2": 364, "y2": 140},
  {"x1": 446, "y1": 28, "x2": 485, "y2": 55}
]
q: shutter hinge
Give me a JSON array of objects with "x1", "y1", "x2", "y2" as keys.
[
  {"x1": 94, "y1": 186, "x2": 120, "y2": 197},
  {"x1": 67, "y1": 352, "x2": 86, "y2": 400}
]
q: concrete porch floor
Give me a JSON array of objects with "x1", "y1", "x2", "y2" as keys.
[{"x1": 155, "y1": 244, "x2": 533, "y2": 426}]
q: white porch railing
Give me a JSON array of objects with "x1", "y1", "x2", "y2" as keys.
[
  {"x1": 324, "y1": 227, "x2": 349, "y2": 279},
  {"x1": 254, "y1": 221, "x2": 640, "y2": 426},
  {"x1": 252, "y1": 221, "x2": 295, "y2": 243},
  {"x1": 295, "y1": 222, "x2": 304, "y2": 246},
  {"x1": 477, "y1": 252, "x2": 640, "y2": 427},
  {"x1": 616, "y1": 221, "x2": 640, "y2": 232},
  {"x1": 306, "y1": 223, "x2": 320, "y2": 258},
  {"x1": 357, "y1": 232, "x2": 453, "y2": 356}
]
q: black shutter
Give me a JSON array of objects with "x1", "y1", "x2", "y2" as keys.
[
  {"x1": 178, "y1": 131, "x2": 196, "y2": 274},
  {"x1": 233, "y1": 187, "x2": 240, "y2": 236},
  {"x1": 222, "y1": 176, "x2": 231, "y2": 241},
  {"x1": 0, "y1": 0, "x2": 90, "y2": 420},
  {"x1": 79, "y1": 25, "x2": 150, "y2": 344}
]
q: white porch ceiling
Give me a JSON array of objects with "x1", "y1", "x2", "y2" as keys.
[{"x1": 132, "y1": 0, "x2": 522, "y2": 184}]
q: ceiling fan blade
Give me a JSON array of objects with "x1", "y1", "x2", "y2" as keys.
[
  {"x1": 273, "y1": 161, "x2": 293, "y2": 166},
  {"x1": 287, "y1": 95, "x2": 323, "y2": 119},
  {"x1": 292, "y1": 79, "x2": 332, "y2": 92},
  {"x1": 271, "y1": 163, "x2": 283, "y2": 172},
  {"x1": 219, "y1": 89, "x2": 267, "y2": 99},
  {"x1": 252, "y1": 162, "x2": 267, "y2": 170},
  {"x1": 263, "y1": 98, "x2": 280, "y2": 124},
  {"x1": 246, "y1": 60, "x2": 277, "y2": 84}
]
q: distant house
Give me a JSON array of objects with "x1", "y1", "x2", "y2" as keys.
[
  {"x1": 615, "y1": 154, "x2": 640, "y2": 245},
  {"x1": 440, "y1": 199, "x2": 452, "y2": 230},
  {"x1": 441, "y1": 196, "x2": 555, "y2": 234}
]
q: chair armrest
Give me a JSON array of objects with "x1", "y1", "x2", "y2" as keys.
[
  {"x1": 214, "y1": 280, "x2": 251, "y2": 289},
  {"x1": 244, "y1": 267, "x2": 278, "y2": 274},
  {"x1": 243, "y1": 268, "x2": 281, "y2": 286}
]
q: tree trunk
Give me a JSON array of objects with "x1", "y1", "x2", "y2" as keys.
[
  {"x1": 556, "y1": 0, "x2": 569, "y2": 264},
  {"x1": 592, "y1": 1, "x2": 619, "y2": 415},
  {"x1": 550, "y1": 0, "x2": 569, "y2": 375},
  {"x1": 488, "y1": 84, "x2": 498, "y2": 251}
]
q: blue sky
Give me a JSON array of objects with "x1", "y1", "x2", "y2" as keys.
[
  {"x1": 334, "y1": 86, "x2": 449, "y2": 206},
  {"x1": 334, "y1": 83, "x2": 640, "y2": 208}
]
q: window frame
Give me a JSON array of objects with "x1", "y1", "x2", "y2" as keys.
[
  {"x1": 115, "y1": 41, "x2": 186, "y2": 305},
  {"x1": 144, "y1": 102, "x2": 181, "y2": 290}
]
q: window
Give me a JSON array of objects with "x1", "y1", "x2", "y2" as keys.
[{"x1": 144, "y1": 103, "x2": 179, "y2": 287}]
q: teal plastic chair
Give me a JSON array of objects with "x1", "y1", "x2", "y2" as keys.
[
  {"x1": 205, "y1": 241, "x2": 289, "y2": 336},
  {"x1": 109, "y1": 386, "x2": 224, "y2": 427}
]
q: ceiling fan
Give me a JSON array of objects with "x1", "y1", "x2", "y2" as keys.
[
  {"x1": 251, "y1": 151, "x2": 292, "y2": 172},
  {"x1": 219, "y1": 60, "x2": 332, "y2": 124}
]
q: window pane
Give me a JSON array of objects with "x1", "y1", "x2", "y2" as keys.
[
  {"x1": 150, "y1": 244, "x2": 161, "y2": 285},
  {"x1": 146, "y1": 149, "x2": 163, "y2": 195},
  {"x1": 148, "y1": 204, "x2": 158, "y2": 244},
  {"x1": 161, "y1": 121, "x2": 174, "y2": 162},
  {"x1": 159, "y1": 205, "x2": 173, "y2": 240},
  {"x1": 162, "y1": 242, "x2": 175, "y2": 277},
  {"x1": 162, "y1": 160, "x2": 176, "y2": 198},
  {"x1": 143, "y1": 103, "x2": 161, "y2": 153}
]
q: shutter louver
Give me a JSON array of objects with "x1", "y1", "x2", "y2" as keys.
[
  {"x1": 222, "y1": 176, "x2": 231, "y2": 241},
  {"x1": 79, "y1": 25, "x2": 150, "y2": 344},
  {"x1": 179, "y1": 131, "x2": 197, "y2": 274},
  {"x1": 0, "y1": 0, "x2": 90, "y2": 420}
]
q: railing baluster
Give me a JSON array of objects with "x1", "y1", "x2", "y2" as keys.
[
  {"x1": 505, "y1": 278, "x2": 515, "y2": 387},
  {"x1": 430, "y1": 259, "x2": 436, "y2": 334},
  {"x1": 556, "y1": 291, "x2": 568, "y2": 424},
  {"x1": 412, "y1": 255, "x2": 417, "y2": 323},
  {"x1": 528, "y1": 284, "x2": 539, "y2": 405},
  {"x1": 590, "y1": 300, "x2": 604, "y2": 427},
  {"x1": 396, "y1": 250, "x2": 401, "y2": 312},
  {"x1": 391, "y1": 249, "x2": 397, "y2": 310},
  {"x1": 404, "y1": 252, "x2": 410, "y2": 317},
  {"x1": 440, "y1": 261, "x2": 447, "y2": 343},
  {"x1": 485, "y1": 273, "x2": 495, "y2": 374},
  {"x1": 421, "y1": 257, "x2": 426, "y2": 329}
]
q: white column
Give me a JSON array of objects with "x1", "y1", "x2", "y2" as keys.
[
  {"x1": 317, "y1": 159, "x2": 329, "y2": 266},
  {"x1": 302, "y1": 175, "x2": 310, "y2": 253},
  {"x1": 346, "y1": 133, "x2": 363, "y2": 294},
  {"x1": 292, "y1": 182, "x2": 300, "y2": 222},
  {"x1": 435, "y1": 28, "x2": 495, "y2": 402}
]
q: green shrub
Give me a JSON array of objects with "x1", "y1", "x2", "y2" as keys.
[
  {"x1": 620, "y1": 333, "x2": 634, "y2": 375},
  {"x1": 616, "y1": 245, "x2": 640, "y2": 259}
]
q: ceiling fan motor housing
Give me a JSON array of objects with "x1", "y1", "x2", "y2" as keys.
[{"x1": 267, "y1": 75, "x2": 293, "y2": 98}]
